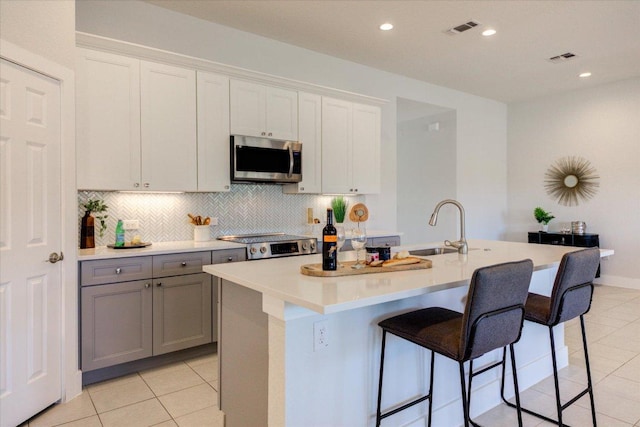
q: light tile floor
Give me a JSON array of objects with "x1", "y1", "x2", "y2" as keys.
[{"x1": 23, "y1": 284, "x2": 640, "y2": 426}]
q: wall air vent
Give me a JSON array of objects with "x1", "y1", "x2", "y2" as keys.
[
  {"x1": 548, "y1": 52, "x2": 578, "y2": 63},
  {"x1": 444, "y1": 21, "x2": 481, "y2": 35}
]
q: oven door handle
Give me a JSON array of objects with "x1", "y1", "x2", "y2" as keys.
[{"x1": 287, "y1": 145, "x2": 294, "y2": 178}]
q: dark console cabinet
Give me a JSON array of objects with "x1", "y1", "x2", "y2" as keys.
[{"x1": 528, "y1": 232, "x2": 600, "y2": 277}]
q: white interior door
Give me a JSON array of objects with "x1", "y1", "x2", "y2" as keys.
[{"x1": 0, "y1": 58, "x2": 62, "y2": 427}]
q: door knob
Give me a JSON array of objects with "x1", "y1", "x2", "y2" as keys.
[{"x1": 46, "y1": 252, "x2": 64, "y2": 263}]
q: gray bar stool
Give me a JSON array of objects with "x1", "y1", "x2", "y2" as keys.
[
  {"x1": 501, "y1": 247, "x2": 601, "y2": 426},
  {"x1": 376, "y1": 259, "x2": 534, "y2": 427}
]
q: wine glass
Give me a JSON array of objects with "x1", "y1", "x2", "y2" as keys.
[
  {"x1": 351, "y1": 226, "x2": 367, "y2": 269},
  {"x1": 336, "y1": 225, "x2": 346, "y2": 268}
]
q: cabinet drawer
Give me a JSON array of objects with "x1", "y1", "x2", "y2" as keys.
[
  {"x1": 153, "y1": 251, "x2": 212, "y2": 278},
  {"x1": 370, "y1": 236, "x2": 401, "y2": 247},
  {"x1": 81, "y1": 257, "x2": 152, "y2": 286},
  {"x1": 212, "y1": 248, "x2": 247, "y2": 264}
]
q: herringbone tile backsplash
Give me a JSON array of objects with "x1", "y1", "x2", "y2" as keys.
[{"x1": 79, "y1": 186, "x2": 363, "y2": 246}]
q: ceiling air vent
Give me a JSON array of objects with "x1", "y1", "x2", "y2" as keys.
[
  {"x1": 548, "y1": 52, "x2": 578, "y2": 63},
  {"x1": 445, "y1": 21, "x2": 481, "y2": 35}
]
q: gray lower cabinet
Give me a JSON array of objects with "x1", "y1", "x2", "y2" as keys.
[
  {"x1": 80, "y1": 248, "x2": 246, "y2": 372},
  {"x1": 152, "y1": 272, "x2": 211, "y2": 355},
  {"x1": 81, "y1": 279, "x2": 153, "y2": 371},
  {"x1": 341, "y1": 234, "x2": 401, "y2": 252}
]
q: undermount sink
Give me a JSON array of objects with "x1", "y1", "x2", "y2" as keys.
[{"x1": 409, "y1": 247, "x2": 458, "y2": 256}]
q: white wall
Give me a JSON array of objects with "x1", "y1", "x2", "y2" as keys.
[
  {"x1": 507, "y1": 78, "x2": 640, "y2": 288},
  {"x1": 75, "y1": 0, "x2": 508, "y2": 241},
  {"x1": 0, "y1": 0, "x2": 76, "y2": 69},
  {"x1": 397, "y1": 109, "x2": 457, "y2": 244}
]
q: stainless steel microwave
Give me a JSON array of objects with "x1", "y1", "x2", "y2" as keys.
[{"x1": 231, "y1": 135, "x2": 302, "y2": 183}]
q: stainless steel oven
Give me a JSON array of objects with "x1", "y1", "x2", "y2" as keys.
[
  {"x1": 231, "y1": 135, "x2": 302, "y2": 183},
  {"x1": 218, "y1": 233, "x2": 317, "y2": 260}
]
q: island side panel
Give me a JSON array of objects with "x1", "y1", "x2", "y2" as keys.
[
  {"x1": 280, "y1": 269, "x2": 563, "y2": 427},
  {"x1": 219, "y1": 279, "x2": 269, "y2": 427}
]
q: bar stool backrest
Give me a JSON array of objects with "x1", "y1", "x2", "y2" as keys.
[
  {"x1": 461, "y1": 259, "x2": 534, "y2": 360},
  {"x1": 548, "y1": 247, "x2": 600, "y2": 326}
]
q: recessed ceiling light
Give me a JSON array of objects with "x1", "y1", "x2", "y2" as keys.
[
  {"x1": 379, "y1": 23, "x2": 394, "y2": 31},
  {"x1": 579, "y1": 72, "x2": 592, "y2": 78},
  {"x1": 482, "y1": 29, "x2": 497, "y2": 36}
]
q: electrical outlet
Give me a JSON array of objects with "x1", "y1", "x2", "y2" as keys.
[
  {"x1": 314, "y1": 320, "x2": 329, "y2": 351},
  {"x1": 123, "y1": 219, "x2": 139, "y2": 230}
]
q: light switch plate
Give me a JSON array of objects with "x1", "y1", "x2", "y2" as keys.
[{"x1": 123, "y1": 219, "x2": 140, "y2": 230}]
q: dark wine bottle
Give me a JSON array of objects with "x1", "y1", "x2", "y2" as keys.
[{"x1": 322, "y1": 208, "x2": 337, "y2": 271}]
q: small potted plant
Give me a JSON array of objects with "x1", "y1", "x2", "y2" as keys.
[
  {"x1": 81, "y1": 199, "x2": 108, "y2": 248},
  {"x1": 331, "y1": 196, "x2": 348, "y2": 224},
  {"x1": 533, "y1": 207, "x2": 555, "y2": 232}
]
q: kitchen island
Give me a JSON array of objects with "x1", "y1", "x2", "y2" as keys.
[{"x1": 203, "y1": 239, "x2": 613, "y2": 427}]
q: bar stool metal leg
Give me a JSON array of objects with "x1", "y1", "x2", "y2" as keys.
[
  {"x1": 376, "y1": 330, "x2": 435, "y2": 427},
  {"x1": 501, "y1": 315, "x2": 597, "y2": 427}
]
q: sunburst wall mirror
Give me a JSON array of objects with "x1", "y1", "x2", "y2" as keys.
[{"x1": 544, "y1": 156, "x2": 599, "y2": 206}]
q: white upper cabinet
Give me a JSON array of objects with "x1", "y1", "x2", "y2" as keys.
[
  {"x1": 140, "y1": 61, "x2": 197, "y2": 191},
  {"x1": 283, "y1": 92, "x2": 322, "y2": 194},
  {"x1": 321, "y1": 97, "x2": 381, "y2": 194},
  {"x1": 76, "y1": 49, "x2": 198, "y2": 191},
  {"x1": 352, "y1": 103, "x2": 381, "y2": 194},
  {"x1": 230, "y1": 80, "x2": 298, "y2": 141},
  {"x1": 196, "y1": 71, "x2": 230, "y2": 192},
  {"x1": 76, "y1": 48, "x2": 141, "y2": 190},
  {"x1": 321, "y1": 97, "x2": 352, "y2": 194}
]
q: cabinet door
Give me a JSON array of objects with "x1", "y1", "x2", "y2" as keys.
[
  {"x1": 321, "y1": 97, "x2": 352, "y2": 193},
  {"x1": 284, "y1": 92, "x2": 321, "y2": 194},
  {"x1": 197, "y1": 71, "x2": 230, "y2": 192},
  {"x1": 81, "y1": 280, "x2": 153, "y2": 371},
  {"x1": 230, "y1": 80, "x2": 266, "y2": 137},
  {"x1": 140, "y1": 61, "x2": 197, "y2": 191},
  {"x1": 76, "y1": 48, "x2": 141, "y2": 190},
  {"x1": 265, "y1": 86, "x2": 298, "y2": 140},
  {"x1": 352, "y1": 103, "x2": 381, "y2": 194},
  {"x1": 153, "y1": 273, "x2": 212, "y2": 355}
]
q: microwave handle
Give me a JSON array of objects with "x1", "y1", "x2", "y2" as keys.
[{"x1": 287, "y1": 145, "x2": 294, "y2": 178}]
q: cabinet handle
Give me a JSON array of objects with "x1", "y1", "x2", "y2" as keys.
[
  {"x1": 156, "y1": 282, "x2": 162, "y2": 287},
  {"x1": 261, "y1": 132, "x2": 266, "y2": 136},
  {"x1": 115, "y1": 268, "x2": 121, "y2": 274},
  {"x1": 145, "y1": 283, "x2": 150, "y2": 288},
  {"x1": 225, "y1": 185, "x2": 230, "y2": 189},
  {"x1": 134, "y1": 183, "x2": 140, "y2": 188},
  {"x1": 181, "y1": 262, "x2": 187, "y2": 267},
  {"x1": 227, "y1": 257, "x2": 233, "y2": 262},
  {"x1": 268, "y1": 132, "x2": 272, "y2": 137},
  {"x1": 144, "y1": 183, "x2": 150, "y2": 188},
  {"x1": 300, "y1": 187, "x2": 304, "y2": 191}
]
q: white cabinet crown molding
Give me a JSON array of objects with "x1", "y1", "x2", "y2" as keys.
[{"x1": 76, "y1": 32, "x2": 387, "y2": 106}]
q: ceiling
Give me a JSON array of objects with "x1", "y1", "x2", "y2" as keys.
[{"x1": 143, "y1": 0, "x2": 640, "y2": 103}]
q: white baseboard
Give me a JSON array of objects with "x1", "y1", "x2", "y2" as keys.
[{"x1": 595, "y1": 275, "x2": 640, "y2": 290}]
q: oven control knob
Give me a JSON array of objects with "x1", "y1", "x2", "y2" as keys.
[
  {"x1": 260, "y1": 246, "x2": 267, "y2": 254},
  {"x1": 249, "y1": 246, "x2": 258, "y2": 254},
  {"x1": 310, "y1": 242, "x2": 316, "y2": 251},
  {"x1": 302, "y1": 242, "x2": 309, "y2": 251}
]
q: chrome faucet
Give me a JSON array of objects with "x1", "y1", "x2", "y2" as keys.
[{"x1": 429, "y1": 199, "x2": 468, "y2": 254}]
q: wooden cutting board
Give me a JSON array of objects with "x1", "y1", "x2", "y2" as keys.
[{"x1": 300, "y1": 258, "x2": 432, "y2": 277}]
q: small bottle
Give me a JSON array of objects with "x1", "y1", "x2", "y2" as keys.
[
  {"x1": 115, "y1": 219, "x2": 125, "y2": 247},
  {"x1": 322, "y1": 208, "x2": 337, "y2": 271}
]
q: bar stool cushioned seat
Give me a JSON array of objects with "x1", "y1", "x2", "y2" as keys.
[
  {"x1": 376, "y1": 259, "x2": 534, "y2": 427},
  {"x1": 503, "y1": 247, "x2": 601, "y2": 426}
]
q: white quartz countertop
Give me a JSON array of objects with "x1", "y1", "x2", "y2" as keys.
[
  {"x1": 77, "y1": 230, "x2": 401, "y2": 261},
  {"x1": 203, "y1": 239, "x2": 614, "y2": 314},
  {"x1": 78, "y1": 240, "x2": 247, "y2": 260}
]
